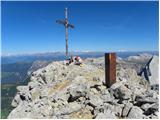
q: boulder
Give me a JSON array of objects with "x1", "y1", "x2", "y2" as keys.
[
  {"x1": 69, "y1": 108, "x2": 93, "y2": 119},
  {"x1": 148, "y1": 56, "x2": 159, "y2": 86},
  {"x1": 143, "y1": 103, "x2": 159, "y2": 115},
  {"x1": 113, "y1": 85, "x2": 132, "y2": 100},
  {"x1": 57, "y1": 102, "x2": 82, "y2": 115},
  {"x1": 11, "y1": 94, "x2": 21, "y2": 107},
  {"x1": 68, "y1": 83, "x2": 88, "y2": 102},
  {"x1": 128, "y1": 106, "x2": 144, "y2": 119},
  {"x1": 87, "y1": 92, "x2": 103, "y2": 107},
  {"x1": 122, "y1": 102, "x2": 133, "y2": 117},
  {"x1": 95, "y1": 109, "x2": 117, "y2": 119},
  {"x1": 141, "y1": 103, "x2": 152, "y2": 111},
  {"x1": 30, "y1": 87, "x2": 41, "y2": 100},
  {"x1": 8, "y1": 101, "x2": 32, "y2": 118},
  {"x1": 135, "y1": 95, "x2": 158, "y2": 105}
]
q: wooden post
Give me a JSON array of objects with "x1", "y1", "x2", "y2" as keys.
[
  {"x1": 65, "y1": 8, "x2": 68, "y2": 57},
  {"x1": 105, "y1": 53, "x2": 116, "y2": 87},
  {"x1": 56, "y1": 8, "x2": 74, "y2": 59}
]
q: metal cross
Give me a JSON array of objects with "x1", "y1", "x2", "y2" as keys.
[{"x1": 56, "y1": 8, "x2": 74, "y2": 58}]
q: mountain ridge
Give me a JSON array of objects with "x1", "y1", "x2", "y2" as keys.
[{"x1": 7, "y1": 54, "x2": 159, "y2": 119}]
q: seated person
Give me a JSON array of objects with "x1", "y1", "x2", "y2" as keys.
[{"x1": 74, "y1": 56, "x2": 83, "y2": 65}]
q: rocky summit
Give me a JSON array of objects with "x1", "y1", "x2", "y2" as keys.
[{"x1": 8, "y1": 55, "x2": 159, "y2": 119}]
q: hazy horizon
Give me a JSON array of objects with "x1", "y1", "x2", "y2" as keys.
[{"x1": 1, "y1": 50, "x2": 159, "y2": 57}]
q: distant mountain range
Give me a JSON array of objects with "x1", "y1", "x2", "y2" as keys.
[
  {"x1": 1, "y1": 51, "x2": 159, "y2": 84},
  {"x1": 1, "y1": 51, "x2": 158, "y2": 64}
]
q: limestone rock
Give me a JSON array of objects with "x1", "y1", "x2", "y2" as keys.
[
  {"x1": 8, "y1": 55, "x2": 159, "y2": 119},
  {"x1": 95, "y1": 109, "x2": 117, "y2": 119},
  {"x1": 11, "y1": 94, "x2": 21, "y2": 107},
  {"x1": 122, "y1": 102, "x2": 133, "y2": 117},
  {"x1": 128, "y1": 106, "x2": 144, "y2": 119},
  {"x1": 87, "y1": 93, "x2": 103, "y2": 107},
  {"x1": 113, "y1": 85, "x2": 132, "y2": 100},
  {"x1": 149, "y1": 56, "x2": 159, "y2": 86},
  {"x1": 69, "y1": 108, "x2": 93, "y2": 119}
]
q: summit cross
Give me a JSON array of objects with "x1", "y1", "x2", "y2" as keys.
[{"x1": 56, "y1": 8, "x2": 74, "y2": 58}]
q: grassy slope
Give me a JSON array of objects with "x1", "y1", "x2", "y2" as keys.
[
  {"x1": 1, "y1": 77, "x2": 30, "y2": 119},
  {"x1": 1, "y1": 72, "x2": 15, "y2": 79},
  {"x1": 1, "y1": 84, "x2": 18, "y2": 119}
]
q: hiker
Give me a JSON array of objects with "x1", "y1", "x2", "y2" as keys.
[
  {"x1": 64, "y1": 59, "x2": 70, "y2": 66},
  {"x1": 69, "y1": 55, "x2": 74, "y2": 64},
  {"x1": 64, "y1": 55, "x2": 74, "y2": 65},
  {"x1": 64, "y1": 55, "x2": 83, "y2": 66},
  {"x1": 74, "y1": 56, "x2": 83, "y2": 65}
]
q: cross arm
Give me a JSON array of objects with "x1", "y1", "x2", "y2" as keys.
[
  {"x1": 56, "y1": 20, "x2": 65, "y2": 26},
  {"x1": 68, "y1": 24, "x2": 75, "y2": 28}
]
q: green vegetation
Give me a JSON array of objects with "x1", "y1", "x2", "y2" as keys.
[
  {"x1": 1, "y1": 84, "x2": 17, "y2": 97},
  {"x1": 1, "y1": 61, "x2": 32, "y2": 118},
  {"x1": 1, "y1": 77, "x2": 31, "y2": 119},
  {"x1": 1, "y1": 72, "x2": 14, "y2": 79},
  {"x1": 1, "y1": 84, "x2": 18, "y2": 119},
  {"x1": 1, "y1": 62, "x2": 32, "y2": 84},
  {"x1": 1, "y1": 97, "x2": 14, "y2": 119}
]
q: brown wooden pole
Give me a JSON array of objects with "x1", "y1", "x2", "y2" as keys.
[
  {"x1": 56, "y1": 8, "x2": 74, "y2": 58},
  {"x1": 65, "y1": 24, "x2": 68, "y2": 57},
  {"x1": 105, "y1": 53, "x2": 116, "y2": 87}
]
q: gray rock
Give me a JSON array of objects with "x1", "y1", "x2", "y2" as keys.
[
  {"x1": 54, "y1": 102, "x2": 82, "y2": 116},
  {"x1": 67, "y1": 84, "x2": 88, "y2": 102},
  {"x1": 97, "y1": 85, "x2": 106, "y2": 92},
  {"x1": 128, "y1": 106, "x2": 144, "y2": 119},
  {"x1": 141, "y1": 103, "x2": 152, "y2": 111},
  {"x1": 151, "y1": 84, "x2": 159, "y2": 92},
  {"x1": 95, "y1": 113, "x2": 107, "y2": 119},
  {"x1": 110, "y1": 105, "x2": 123, "y2": 117},
  {"x1": 113, "y1": 85, "x2": 132, "y2": 100},
  {"x1": 149, "y1": 56, "x2": 159, "y2": 86},
  {"x1": 16, "y1": 86, "x2": 32, "y2": 102},
  {"x1": 148, "y1": 114, "x2": 159, "y2": 119},
  {"x1": 28, "y1": 81, "x2": 40, "y2": 90},
  {"x1": 149, "y1": 103, "x2": 159, "y2": 111},
  {"x1": 30, "y1": 103, "x2": 53, "y2": 118},
  {"x1": 67, "y1": 102, "x2": 82, "y2": 113},
  {"x1": 86, "y1": 105, "x2": 94, "y2": 111},
  {"x1": 90, "y1": 88, "x2": 99, "y2": 94},
  {"x1": 135, "y1": 95, "x2": 158, "y2": 105},
  {"x1": 30, "y1": 87, "x2": 41, "y2": 100},
  {"x1": 58, "y1": 115, "x2": 70, "y2": 119},
  {"x1": 95, "y1": 109, "x2": 117, "y2": 119},
  {"x1": 100, "y1": 88, "x2": 112, "y2": 103},
  {"x1": 122, "y1": 102, "x2": 133, "y2": 117},
  {"x1": 153, "y1": 111, "x2": 159, "y2": 116},
  {"x1": 101, "y1": 94, "x2": 112, "y2": 103},
  {"x1": 17, "y1": 86, "x2": 29, "y2": 92},
  {"x1": 144, "y1": 103, "x2": 159, "y2": 115},
  {"x1": 52, "y1": 116, "x2": 58, "y2": 119},
  {"x1": 53, "y1": 91, "x2": 70, "y2": 102},
  {"x1": 11, "y1": 94, "x2": 21, "y2": 107},
  {"x1": 93, "y1": 76, "x2": 100, "y2": 81},
  {"x1": 8, "y1": 101, "x2": 32, "y2": 118},
  {"x1": 88, "y1": 93, "x2": 103, "y2": 107}
]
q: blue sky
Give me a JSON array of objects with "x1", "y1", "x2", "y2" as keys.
[{"x1": 1, "y1": 1, "x2": 159, "y2": 54}]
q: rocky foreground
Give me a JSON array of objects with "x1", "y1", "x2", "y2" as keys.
[{"x1": 8, "y1": 55, "x2": 159, "y2": 119}]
